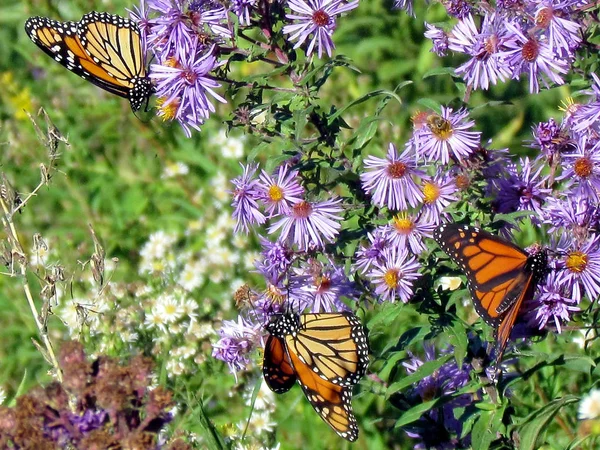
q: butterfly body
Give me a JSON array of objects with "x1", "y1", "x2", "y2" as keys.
[
  {"x1": 263, "y1": 312, "x2": 369, "y2": 441},
  {"x1": 434, "y1": 223, "x2": 548, "y2": 363},
  {"x1": 25, "y1": 12, "x2": 152, "y2": 111}
]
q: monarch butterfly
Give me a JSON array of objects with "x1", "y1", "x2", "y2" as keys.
[
  {"x1": 24, "y1": 12, "x2": 153, "y2": 111},
  {"x1": 263, "y1": 312, "x2": 369, "y2": 441},
  {"x1": 434, "y1": 223, "x2": 549, "y2": 365}
]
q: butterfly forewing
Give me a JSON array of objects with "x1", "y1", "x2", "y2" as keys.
[
  {"x1": 24, "y1": 12, "x2": 152, "y2": 111},
  {"x1": 434, "y1": 224, "x2": 529, "y2": 326},
  {"x1": 289, "y1": 313, "x2": 369, "y2": 386}
]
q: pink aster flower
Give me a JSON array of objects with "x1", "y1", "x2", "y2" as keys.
[
  {"x1": 360, "y1": 143, "x2": 425, "y2": 211},
  {"x1": 283, "y1": 0, "x2": 359, "y2": 58},
  {"x1": 268, "y1": 197, "x2": 344, "y2": 250}
]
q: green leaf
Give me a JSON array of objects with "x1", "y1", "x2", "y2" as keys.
[
  {"x1": 386, "y1": 355, "x2": 452, "y2": 397},
  {"x1": 328, "y1": 89, "x2": 402, "y2": 123},
  {"x1": 447, "y1": 320, "x2": 468, "y2": 368},
  {"x1": 416, "y1": 98, "x2": 442, "y2": 113},
  {"x1": 517, "y1": 395, "x2": 579, "y2": 450},
  {"x1": 422, "y1": 66, "x2": 457, "y2": 79},
  {"x1": 394, "y1": 398, "x2": 441, "y2": 429},
  {"x1": 471, "y1": 410, "x2": 497, "y2": 450}
]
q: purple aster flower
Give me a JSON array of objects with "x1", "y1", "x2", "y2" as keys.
[
  {"x1": 70, "y1": 410, "x2": 108, "y2": 434},
  {"x1": 367, "y1": 245, "x2": 421, "y2": 303},
  {"x1": 543, "y1": 197, "x2": 599, "y2": 243},
  {"x1": 145, "y1": 0, "x2": 196, "y2": 59},
  {"x1": 448, "y1": 13, "x2": 511, "y2": 90},
  {"x1": 189, "y1": 0, "x2": 231, "y2": 39},
  {"x1": 212, "y1": 316, "x2": 263, "y2": 378},
  {"x1": 384, "y1": 213, "x2": 435, "y2": 255},
  {"x1": 282, "y1": 0, "x2": 359, "y2": 58},
  {"x1": 533, "y1": 0, "x2": 582, "y2": 56},
  {"x1": 268, "y1": 197, "x2": 344, "y2": 250},
  {"x1": 556, "y1": 235, "x2": 600, "y2": 303},
  {"x1": 258, "y1": 165, "x2": 305, "y2": 217},
  {"x1": 424, "y1": 23, "x2": 448, "y2": 57},
  {"x1": 572, "y1": 74, "x2": 600, "y2": 136},
  {"x1": 360, "y1": 143, "x2": 425, "y2": 211},
  {"x1": 151, "y1": 42, "x2": 226, "y2": 136},
  {"x1": 289, "y1": 259, "x2": 356, "y2": 312},
  {"x1": 393, "y1": 0, "x2": 415, "y2": 17},
  {"x1": 231, "y1": 0, "x2": 256, "y2": 26},
  {"x1": 496, "y1": 0, "x2": 525, "y2": 9},
  {"x1": 494, "y1": 157, "x2": 551, "y2": 217},
  {"x1": 499, "y1": 22, "x2": 569, "y2": 93},
  {"x1": 525, "y1": 272, "x2": 578, "y2": 333},
  {"x1": 415, "y1": 107, "x2": 481, "y2": 164},
  {"x1": 559, "y1": 137, "x2": 600, "y2": 203},
  {"x1": 255, "y1": 237, "x2": 294, "y2": 282},
  {"x1": 444, "y1": 0, "x2": 472, "y2": 19},
  {"x1": 231, "y1": 163, "x2": 266, "y2": 233},
  {"x1": 128, "y1": 0, "x2": 152, "y2": 46},
  {"x1": 421, "y1": 174, "x2": 459, "y2": 224},
  {"x1": 354, "y1": 228, "x2": 388, "y2": 275},
  {"x1": 530, "y1": 117, "x2": 571, "y2": 163}
]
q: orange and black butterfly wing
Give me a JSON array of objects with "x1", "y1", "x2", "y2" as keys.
[
  {"x1": 25, "y1": 17, "x2": 131, "y2": 98},
  {"x1": 287, "y1": 345, "x2": 359, "y2": 442},
  {"x1": 77, "y1": 12, "x2": 152, "y2": 110},
  {"x1": 493, "y1": 271, "x2": 537, "y2": 363},
  {"x1": 291, "y1": 312, "x2": 369, "y2": 387},
  {"x1": 24, "y1": 13, "x2": 152, "y2": 110},
  {"x1": 263, "y1": 334, "x2": 296, "y2": 394},
  {"x1": 434, "y1": 223, "x2": 530, "y2": 327}
]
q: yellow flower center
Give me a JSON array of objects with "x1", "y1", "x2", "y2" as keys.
[
  {"x1": 422, "y1": 181, "x2": 440, "y2": 204},
  {"x1": 312, "y1": 10, "x2": 330, "y2": 26},
  {"x1": 566, "y1": 251, "x2": 588, "y2": 273},
  {"x1": 265, "y1": 283, "x2": 285, "y2": 304},
  {"x1": 315, "y1": 275, "x2": 331, "y2": 292},
  {"x1": 268, "y1": 185, "x2": 284, "y2": 202},
  {"x1": 535, "y1": 7, "x2": 553, "y2": 28},
  {"x1": 156, "y1": 97, "x2": 179, "y2": 121},
  {"x1": 384, "y1": 269, "x2": 399, "y2": 288},
  {"x1": 392, "y1": 214, "x2": 415, "y2": 235}
]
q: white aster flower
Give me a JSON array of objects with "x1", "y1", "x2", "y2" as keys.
[
  {"x1": 162, "y1": 161, "x2": 190, "y2": 178},
  {"x1": 155, "y1": 293, "x2": 184, "y2": 323},
  {"x1": 579, "y1": 389, "x2": 600, "y2": 420},
  {"x1": 179, "y1": 260, "x2": 207, "y2": 292}
]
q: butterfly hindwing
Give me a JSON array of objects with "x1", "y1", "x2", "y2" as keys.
[{"x1": 287, "y1": 343, "x2": 359, "y2": 442}]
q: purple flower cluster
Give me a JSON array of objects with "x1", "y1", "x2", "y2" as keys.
[
  {"x1": 400, "y1": 343, "x2": 474, "y2": 448},
  {"x1": 214, "y1": 162, "x2": 359, "y2": 375},
  {"x1": 356, "y1": 107, "x2": 483, "y2": 303},
  {"x1": 130, "y1": 0, "x2": 239, "y2": 136},
  {"x1": 421, "y1": 2, "x2": 584, "y2": 92}
]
